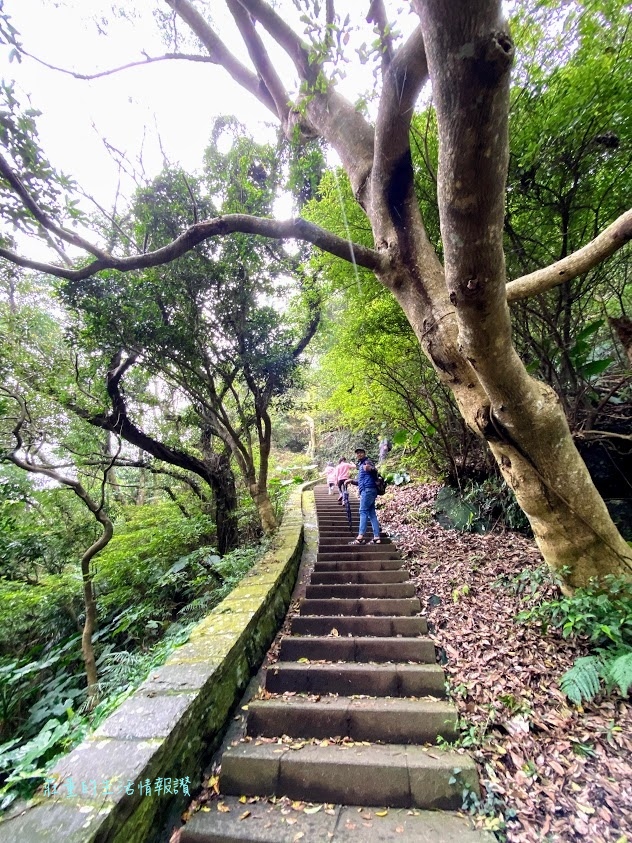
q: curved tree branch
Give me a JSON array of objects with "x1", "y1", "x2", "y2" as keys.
[
  {"x1": 0, "y1": 152, "x2": 110, "y2": 260},
  {"x1": 18, "y1": 48, "x2": 219, "y2": 80},
  {"x1": 0, "y1": 214, "x2": 385, "y2": 281},
  {"x1": 507, "y1": 208, "x2": 632, "y2": 303}
]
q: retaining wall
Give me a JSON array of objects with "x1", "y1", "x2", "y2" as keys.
[{"x1": 0, "y1": 484, "x2": 311, "y2": 843}]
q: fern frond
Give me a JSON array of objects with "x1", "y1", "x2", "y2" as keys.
[
  {"x1": 560, "y1": 655, "x2": 603, "y2": 704},
  {"x1": 605, "y1": 650, "x2": 632, "y2": 696}
]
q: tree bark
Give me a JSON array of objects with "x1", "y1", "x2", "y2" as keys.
[
  {"x1": 403, "y1": 0, "x2": 632, "y2": 587},
  {"x1": 79, "y1": 508, "x2": 113, "y2": 696},
  {"x1": 252, "y1": 486, "x2": 277, "y2": 535}
]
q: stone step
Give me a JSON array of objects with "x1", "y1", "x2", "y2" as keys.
[
  {"x1": 316, "y1": 544, "x2": 396, "y2": 556},
  {"x1": 317, "y1": 550, "x2": 401, "y2": 563},
  {"x1": 299, "y1": 598, "x2": 421, "y2": 616},
  {"x1": 314, "y1": 559, "x2": 404, "y2": 572},
  {"x1": 246, "y1": 697, "x2": 457, "y2": 743},
  {"x1": 317, "y1": 535, "x2": 393, "y2": 546},
  {"x1": 264, "y1": 662, "x2": 446, "y2": 696},
  {"x1": 304, "y1": 583, "x2": 416, "y2": 600},
  {"x1": 279, "y1": 636, "x2": 435, "y2": 663},
  {"x1": 220, "y1": 742, "x2": 478, "y2": 810},
  {"x1": 309, "y1": 570, "x2": 408, "y2": 584},
  {"x1": 290, "y1": 615, "x2": 428, "y2": 637},
  {"x1": 179, "y1": 798, "x2": 492, "y2": 842}
]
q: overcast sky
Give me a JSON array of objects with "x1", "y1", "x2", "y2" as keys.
[{"x1": 0, "y1": 0, "x2": 282, "y2": 210}]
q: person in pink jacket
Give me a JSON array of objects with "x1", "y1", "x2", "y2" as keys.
[
  {"x1": 334, "y1": 457, "x2": 356, "y2": 501},
  {"x1": 325, "y1": 462, "x2": 337, "y2": 494}
]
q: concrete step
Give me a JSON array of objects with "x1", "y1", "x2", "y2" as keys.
[
  {"x1": 220, "y1": 742, "x2": 478, "y2": 810},
  {"x1": 304, "y1": 583, "x2": 415, "y2": 600},
  {"x1": 318, "y1": 535, "x2": 393, "y2": 546},
  {"x1": 316, "y1": 544, "x2": 396, "y2": 556},
  {"x1": 299, "y1": 598, "x2": 421, "y2": 616},
  {"x1": 246, "y1": 697, "x2": 457, "y2": 743},
  {"x1": 179, "y1": 797, "x2": 492, "y2": 842},
  {"x1": 290, "y1": 615, "x2": 428, "y2": 637},
  {"x1": 264, "y1": 662, "x2": 446, "y2": 696},
  {"x1": 317, "y1": 550, "x2": 400, "y2": 563},
  {"x1": 279, "y1": 636, "x2": 436, "y2": 663},
  {"x1": 309, "y1": 570, "x2": 408, "y2": 584},
  {"x1": 313, "y1": 559, "x2": 404, "y2": 572}
]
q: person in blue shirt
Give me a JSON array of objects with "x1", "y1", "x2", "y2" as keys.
[{"x1": 349, "y1": 447, "x2": 382, "y2": 544}]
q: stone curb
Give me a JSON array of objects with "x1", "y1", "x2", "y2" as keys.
[{"x1": 0, "y1": 482, "x2": 317, "y2": 843}]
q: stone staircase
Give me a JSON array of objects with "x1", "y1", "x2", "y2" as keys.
[{"x1": 179, "y1": 486, "x2": 489, "y2": 842}]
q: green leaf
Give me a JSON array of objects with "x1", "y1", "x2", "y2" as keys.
[
  {"x1": 606, "y1": 651, "x2": 632, "y2": 696},
  {"x1": 391, "y1": 430, "x2": 408, "y2": 446},
  {"x1": 581, "y1": 358, "x2": 613, "y2": 377},
  {"x1": 560, "y1": 656, "x2": 603, "y2": 704},
  {"x1": 575, "y1": 320, "x2": 604, "y2": 344}
]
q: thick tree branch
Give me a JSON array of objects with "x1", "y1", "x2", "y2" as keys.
[
  {"x1": 371, "y1": 25, "x2": 428, "y2": 243},
  {"x1": 0, "y1": 215, "x2": 385, "y2": 281},
  {"x1": 225, "y1": 0, "x2": 291, "y2": 126},
  {"x1": 415, "y1": 0, "x2": 517, "y2": 399},
  {"x1": 507, "y1": 208, "x2": 632, "y2": 303},
  {"x1": 165, "y1": 0, "x2": 278, "y2": 116},
  {"x1": 235, "y1": 0, "x2": 313, "y2": 80}
]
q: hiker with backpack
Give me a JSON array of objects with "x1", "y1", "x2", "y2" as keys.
[{"x1": 349, "y1": 447, "x2": 383, "y2": 545}]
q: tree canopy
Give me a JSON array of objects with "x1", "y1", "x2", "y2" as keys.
[{"x1": 0, "y1": 0, "x2": 630, "y2": 592}]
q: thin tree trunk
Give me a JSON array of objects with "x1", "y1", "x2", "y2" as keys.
[
  {"x1": 252, "y1": 487, "x2": 277, "y2": 535},
  {"x1": 80, "y1": 511, "x2": 113, "y2": 696}
]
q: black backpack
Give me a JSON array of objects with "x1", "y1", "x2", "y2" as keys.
[{"x1": 374, "y1": 471, "x2": 388, "y2": 496}]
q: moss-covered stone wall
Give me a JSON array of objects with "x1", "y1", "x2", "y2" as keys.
[{"x1": 0, "y1": 484, "x2": 312, "y2": 843}]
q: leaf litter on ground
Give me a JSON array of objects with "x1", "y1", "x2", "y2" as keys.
[{"x1": 379, "y1": 483, "x2": 632, "y2": 843}]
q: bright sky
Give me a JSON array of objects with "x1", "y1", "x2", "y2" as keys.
[
  {"x1": 0, "y1": 0, "x2": 422, "y2": 260},
  {"x1": 0, "y1": 0, "x2": 282, "y2": 212}
]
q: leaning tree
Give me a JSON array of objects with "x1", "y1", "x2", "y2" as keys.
[{"x1": 0, "y1": 0, "x2": 631, "y2": 588}]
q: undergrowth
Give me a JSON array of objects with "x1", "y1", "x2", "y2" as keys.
[
  {"x1": 517, "y1": 573, "x2": 632, "y2": 704},
  {"x1": 0, "y1": 529, "x2": 269, "y2": 812}
]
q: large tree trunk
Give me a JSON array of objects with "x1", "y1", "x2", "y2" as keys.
[
  {"x1": 208, "y1": 451, "x2": 239, "y2": 553},
  {"x1": 386, "y1": 0, "x2": 632, "y2": 588}
]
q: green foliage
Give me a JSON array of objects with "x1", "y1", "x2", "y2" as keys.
[
  {"x1": 462, "y1": 477, "x2": 532, "y2": 533},
  {"x1": 0, "y1": 491, "x2": 270, "y2": 809},
  {"x1": 505, "y1": 1, "x2": 632, "y2": 420},
  {"x1": 304, "y1": 170, "x2": 474, "y2": 480},
  {"x1": 518, "y1": 574, "x2": 632, "y2": 703},
  {"x1": 560, "y1": 656, "x2": 603, "y2": 705},
  {"x1": 0, "y1": 82, "x2": 84, "y2": 244}
]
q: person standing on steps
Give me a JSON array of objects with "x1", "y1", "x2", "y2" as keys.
[
  {"x1": 325, "y1": 461, "x2": 337, "y2": 494},
  {"x1": 349, "y1": 447, "x2": 382, "y2": 544},
  {"x1": 335, "y1": 457, "x2": 356, "y2": 502}
]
